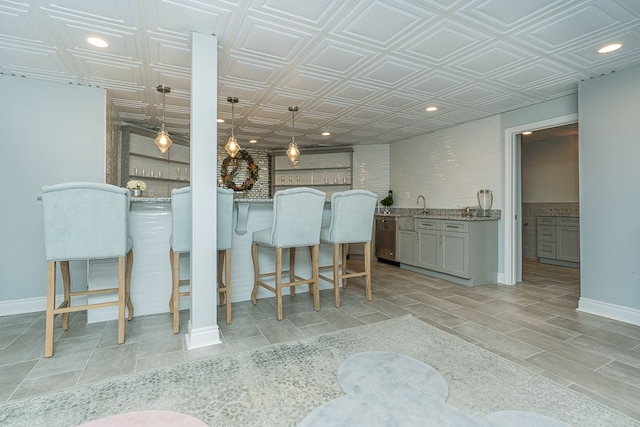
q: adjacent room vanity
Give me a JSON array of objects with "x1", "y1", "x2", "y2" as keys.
[{"x1": 537, "y1": 216, "x2": 580, "y2": 268}]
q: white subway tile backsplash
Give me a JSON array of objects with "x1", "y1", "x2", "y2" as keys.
[
  {"x1": 353, "y1": 144, "x2": 390, "y2": 199},
  {"x1": 389, "y1": 115, "x2": 502, "y2": 210}
]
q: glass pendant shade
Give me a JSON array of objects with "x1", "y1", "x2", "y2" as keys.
[
  {"x1": 155, "y1": 129, "x2": 172, "y2": 153},
  {"x1": 155, "y1": 85, "x2": 172, "y2": 153},
  {"x1": 225, "y1": 97, "x2": 240, "y2": 157},
  {"x1": 286, "y1": 142, "x2": 300, "y2": 162},
  {"x1": 225, "y1": 135, "x2": 241, "y2": 158},
  {"x1": 287, "y1": 106, "x2": 300, "y2": 163}
]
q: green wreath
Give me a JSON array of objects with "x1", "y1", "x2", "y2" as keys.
[{"x1": 221, "y1": 149, "x2": 259, "y2": 191}]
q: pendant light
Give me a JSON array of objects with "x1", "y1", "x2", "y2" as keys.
[
  {"x1": 225, "y1": 97, "x2": 241, "y2": 158},
  {"x1": 154, "y1": 85, "x2": 172, "y2": 153},
  {"x1": 286, "y1": 106, "x2": 300, "y2": 162}
]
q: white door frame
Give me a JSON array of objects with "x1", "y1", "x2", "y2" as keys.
[{"x1": 503, "y1": 113, "x2": 578, "y2": 285}]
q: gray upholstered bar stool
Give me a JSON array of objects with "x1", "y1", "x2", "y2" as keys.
[
  {"x1": 251, "y1": 187, "x2": 326, "y2": 320},
  {"x1": 169, "y1": 186, "x2": 191, "y2": 334},
  {"x1": 169, "y1": 187, "x2": 235, "y2": 333},
  {"x1": 216, "y1": 187, "x2": 234, "y2": 324},
  {"x1": 41, "y1": 182, "x2": 134, "y2": 358},
  {"x1": 319, "y1": 190, "x2": 377, "y2": 307}
]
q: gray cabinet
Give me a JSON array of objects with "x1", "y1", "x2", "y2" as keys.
[
  {"x1": 417, "y1": 226, "x2": 439, "y2": 271},
  {"x1": 537, "y1": 216, "x2": 580, "y2": 268},
  {"x1": 441, "y1": 222, "x2": 469, "y2": 278},
  {"x1": 409, "y1": 218, "x2": 497, "y2": 286},
  {"x1": 398, "y1": 230, "x2": 417, "y2": 264}
]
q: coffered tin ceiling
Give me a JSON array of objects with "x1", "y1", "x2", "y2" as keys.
[{"x1": 1, "y1": 0, "x2": 638, "y2": 150}]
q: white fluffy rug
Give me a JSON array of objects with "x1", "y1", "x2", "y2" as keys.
[
  {"x1": 299, "y1": 352, "x2": 572, "y2": 426},
  {"x1": 0, "y1": 315, "x2": 637, "y2": 427}
]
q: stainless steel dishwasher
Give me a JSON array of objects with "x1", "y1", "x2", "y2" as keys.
[{"x1": 375, "y1": 215, "x2": 397, "y2": 264}]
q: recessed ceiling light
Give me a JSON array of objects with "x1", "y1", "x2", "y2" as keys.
[
  {"x1": 426, "y1": 106, "x2": 438, "y2": 112},
  {"x1": 598, "y1": 43, "x2": 622, "y2": 54},
  {"x1": 522, "y1": 131, "x2": 532, "y2": 135},
  {"x1": 249, "y1": 139, "x2": 257, "y2": 144},
  {"x1": 217, "y1": 119, "x2": 224, "y2": 123},
  {"x1": 322, "y1": 132, "x2": 331, "y2": 136},
  {"x1": 87, "y1": 37, "x2": 108, "y2": 48}
]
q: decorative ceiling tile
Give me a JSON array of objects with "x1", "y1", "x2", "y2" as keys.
[
  {"x1": 304, "y1": 42, "x2": 374, "y2": 75},
  {"x1": 463, "y1": 0, "x2": 564, "y2": 29},
  {"x1": 1, "y1": 0, "x2": 639, "y2": 147},
  {"x1": 337, "y1": 1, "x2": 425, "y2": 45},
  {"x1": 453, "y1": 43, "x2": 532, "y2": 76},
  {"x1": 527, "y1": 4, "x2": 623, "y2": 48},
  {"x1": 405, "y1": 19, "x2": 490, "y2": 63}
]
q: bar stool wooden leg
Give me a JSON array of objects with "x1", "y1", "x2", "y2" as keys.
[
  {"x1": 117, "y1": 255, "x2": 126, "y2": 344},
  {"x1": 364, "y1": 241, "x2": 372, "y2": 301},
  {"x1": 217, "y1": 249, "x2": 232, "y2": 324},
  {"x1": 60, "y1": 261, "x2": 71, "y2": 330},
  {"x1": 170, "y1": 249, "x2": 181, "y2": 334},
  {"x1": 224, "y1": 248, "x2": 232, "y2": 324},
  {"x1": 251, "y1": 243, "x2": 260, "y2": 304},
  {"x1": 45, "y1": 261, "x2": 56, "y2": 358},
  {"x1": 217, "y1": 250, "x2": 226, "y2": 305},
  {"x1": 275, "y1": 247, "x2": 283, "y2": 320},
  {"x1": 289, "y1": 248, "x2": 296, "y2": 298},
  {"x1": 126, "y1": 249, "x2": 134, "y2": 320},
  {"x1": 311, "y1": 244, "x2": 320, "y2": 312},
  {"x1": 342, "y1": 243, "x2": 349, "y2": 287},
  {"x1": 332, "y1": 243, "x2": 341, "y2": 307}
]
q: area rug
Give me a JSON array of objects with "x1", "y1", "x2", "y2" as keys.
[
  {"x1": 0, "y1": 315, "x2": 637, "y2": 427},
  {"x1": 299, "y1": 352, "x2": 571, "y2": 426}
]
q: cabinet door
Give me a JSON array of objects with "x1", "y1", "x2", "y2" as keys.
[
  {"x1": 537, "y1": 241, "x2": 556, "y2": 259},
  {"x1": 417, "y1": 229, "x2": 439, "y2": 271},
  {"x1": 557, "y1": 226, "x2": 580, "y2": 262},
  {"x1": 441, "y1": 231, "x2": 469, "y2": 278},
  {"x1": 398, "y1": 230, "x2": 416, "y2": 264}
]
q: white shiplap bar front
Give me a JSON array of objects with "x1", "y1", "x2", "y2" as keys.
[{"x1": 87, "y1": 198, "x2": 335, "y2": 323}]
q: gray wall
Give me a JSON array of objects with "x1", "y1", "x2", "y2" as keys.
[
  {"x1": 522, "y1": 135, "x2": 579, "y2": 203},
  {"x1": 0, "y1": 75, "x2": 106, "y2": 306},
  {"x1": 579, "y1": 66, "x2": 640, "y2": 311}
]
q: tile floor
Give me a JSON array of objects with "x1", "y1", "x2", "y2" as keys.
[{"x1": 1, "y1": 259, "x2": 639, "y2": 420}]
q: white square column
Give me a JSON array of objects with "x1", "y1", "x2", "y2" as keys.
[{"x1": 187, "y1": 32, "x2": 221, "y2": 349}]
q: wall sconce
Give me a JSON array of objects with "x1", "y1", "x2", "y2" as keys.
[{"x1": 154, "y1": 85, "x2": 172, "y2": 153}]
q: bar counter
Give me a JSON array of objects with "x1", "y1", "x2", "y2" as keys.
[{"x1": 87, "y1": 197, "x2": 335, "y2": 322}]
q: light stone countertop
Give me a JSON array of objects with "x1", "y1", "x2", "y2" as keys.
[{"x1": 377, "y1": 208, "x2": 500, "y2": 222}]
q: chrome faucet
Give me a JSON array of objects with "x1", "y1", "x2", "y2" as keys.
[{"x1": 417, "y1": 195, "x2": 427, "y2": 214}]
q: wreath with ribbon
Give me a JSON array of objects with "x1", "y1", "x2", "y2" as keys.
[{"x1": 221, "y1": 149, "x2": 259, "y2": 191}]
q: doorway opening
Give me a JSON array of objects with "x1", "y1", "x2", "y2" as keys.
[{"x1": 503, "y1": 114, "x2": 578, "y2": 285}]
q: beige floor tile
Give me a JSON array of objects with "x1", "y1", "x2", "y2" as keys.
[
  {"x1": 453, "y1": 323, "x2": 542, "y2": 359},
  {"x1": 506, "y1": 328, "x2": 612, "y2": 370},
  {"x1": 2, "y1": 259, "x2": 640, "y2": 420}
]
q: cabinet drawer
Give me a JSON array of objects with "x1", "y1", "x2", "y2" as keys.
[
  {"x1": 537, "y1": 217, "x2": 556, "y2": 226},
  {"x1": 537, "y1": 225, "x2": 556, "y2": 242},
  {"x1": 558, "y1": 217, "x2": 579, "y2": 227},
  {"x1": 537, "y1": 242, "x2": 556, "y2": 259},
  {"x1": 415, "y1": 219, "x2": 439, "y2": 230},
  {"x1": 442, "y1": 221, "x2": 468, "y2": 233}
]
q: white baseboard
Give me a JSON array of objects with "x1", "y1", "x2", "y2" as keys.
[
  {"x1": 1, "y1": 296, "x2": 49, "y2": 316},
  {"x1": 0, "y1": 295, "x2": 86, "y2": 317},
  {"x1": 186, "y1": 320, "x2": 222, "y2": 350},
  {"x1": 577, "y1": 297, "x2": 640, "y2": 326}
]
